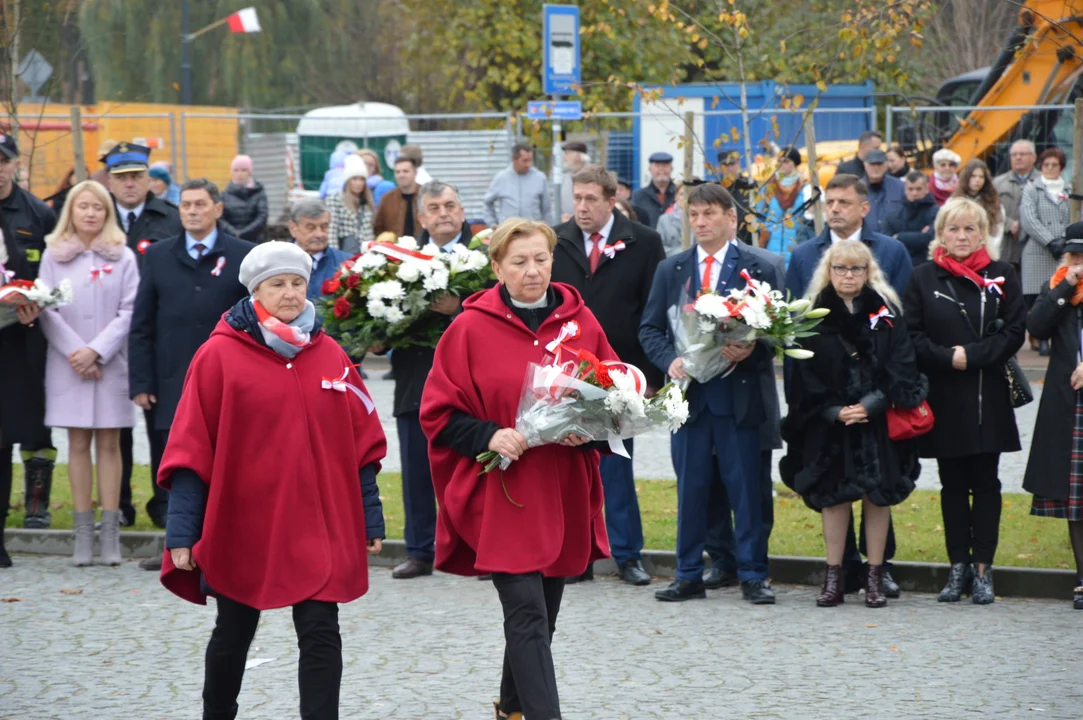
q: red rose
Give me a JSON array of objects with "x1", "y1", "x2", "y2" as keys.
[
  {"x1": 345, "y1": 274, "x2": 362, "y2": 290},
  {"x1": 594, "y1": 363, "x2": 613, "y2": 389},
  {"x1": 333, "y1": 296, "x2": 352, "y2": 319},
  {"x1": 321, "y1": 278, "x2": 341, "y2": 295}
]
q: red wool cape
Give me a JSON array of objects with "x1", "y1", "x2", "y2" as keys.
[
  {"x1": 420, "y1": 282, "x2": 613, "y2": 577},
  {"x1": 158, "y1": 318, "x2": 387, "y2": 609}
]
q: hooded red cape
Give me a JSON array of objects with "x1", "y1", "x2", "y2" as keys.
[
  {"x1": 419, "y1": 283, "x2": 613, "y2": 577},
  {"x1": 157, "y1": 318, "x2": 386, "y2": 609}
]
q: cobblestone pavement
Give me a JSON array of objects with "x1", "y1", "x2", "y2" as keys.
[
  {"x1": 2, "y1": 557, "x2": 1081, "y2": 719},
  {"x1": 47, "y1": 364, "x2": 1042, "y2": 494}
]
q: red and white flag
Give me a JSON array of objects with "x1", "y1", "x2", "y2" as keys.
[{"x1": 227, "y1": 7, "x2": 261, "y2": 33}]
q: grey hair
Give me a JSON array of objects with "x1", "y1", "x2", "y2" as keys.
[
  {"x1": 1010, "y1": 139, "x2": 1036, "y2": 154},
  {"x1": 418, "y1": 180, "x2": 462, "y2": 210},
  {"x1": 180, "y1": 178, "x2": 221, "y2": 204},
  {"x1": 289, "y1": 197, "x2": 329, "y2": 223}
]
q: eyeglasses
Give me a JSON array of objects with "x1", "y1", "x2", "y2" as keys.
[{"x1": 831, "y1": 265, "x2": 867, "y2": 277}]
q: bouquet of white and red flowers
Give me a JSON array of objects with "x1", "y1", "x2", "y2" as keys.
[
  {"x1": 672, "y1": 270, "x2": 828, "y2": 387},
  {"x1": 0, "y1": 276, "x2": 74, "y2": 330},
  {"x1": 319, "y1": 232, "x2": 494, "y2": 355},
  {"x1": 476, "y1": 322, "x2": 690, "y2": 476}
]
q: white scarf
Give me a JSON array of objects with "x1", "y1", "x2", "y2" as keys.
[{"x1": 1042, "y1": 177, "x2": 1066, "y2": 203}]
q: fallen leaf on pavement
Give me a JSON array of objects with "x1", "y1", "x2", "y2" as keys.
[
  {"x1": 1, "y1": 597, "x2": 23, "y2": 603},
  {"x1": 60, "y1": 589, "x2": 83, "y2": 595}
]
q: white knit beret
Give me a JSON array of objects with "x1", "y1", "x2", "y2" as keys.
[{"x1": 238, "y1": 241, "x2": 313, "y2": 293}]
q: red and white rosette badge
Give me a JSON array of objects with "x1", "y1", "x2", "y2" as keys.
[
  {"x1": 211, "y1": 257, "x2": 227, "y2": 277},
  {"x1": 602, "y1": 240, "x2": 626, "y2": 259},
  {"x1": 137, "y1": 239, "x2": 152, "y2": 255},
  {"x1": 321, "y1": 367, "x2": 375, "y2": 413},
  {"x1": 868, "y1": 305, "x2": 895, "y2": 329}
]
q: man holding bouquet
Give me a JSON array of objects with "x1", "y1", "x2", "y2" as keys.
[
  {"x1": 553, "y1": 165, "x2": 665, "y2": 586},
  {"x1": 639, "y1": 183, "x2": 776, "y2": 604}
]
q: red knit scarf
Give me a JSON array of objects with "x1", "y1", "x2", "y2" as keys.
[{"x1": 933, "y1": 246, "x2": 996, "y2": 291}]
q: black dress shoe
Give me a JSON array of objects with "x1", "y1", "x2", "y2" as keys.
[
  {"x1": 1073, "y1": 582, "x2": 1083, "y2": 610},
  {"x1": 741, "y1": 579, "x2": 776, "y2": 605},
  {"x1": 139, "y1": 555, "x2": 162, "y2": 571},
  {"x1": 618, "y1": 559, "x2": 651, "y2": 586},
  {"x1": 0, "y1": 543, "x2": 11, "y2": 569},
  {"x1": 391, "y1": 557, "x2": 433, "y2": 579},
  {"x1": 382, "y1": 370, "x2": 394, "y2": 381},
  {"x1": 882, "y1": 569, "x2": 901, "y2": 599},
  {"x1": 703, "y1": 567, "x2": 738, "y2": 589},
  {"x1": 565, "y1": 564, "x2": 594, "y2": 584},
  {"x1": 654, "y1": 579, "x2": 706, "y2": 602}
]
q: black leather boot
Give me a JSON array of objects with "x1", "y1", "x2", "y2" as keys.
[
  {"x1": 938, "y1": 562, "x2": 973, "y2": 602},
  {"x1": 816, "y1": 564, "x2": 844, "y2": 607},
  {"x1": 865, "y1": 564, "x2": 887, "y2": 608},
  {"x1": 22, "y1": 457, "x2": 54, "y2": 529}
]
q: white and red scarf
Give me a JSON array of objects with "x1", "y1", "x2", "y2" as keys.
[{"x1": 253, "y1": 299, "x2": 314, "y2": 359}]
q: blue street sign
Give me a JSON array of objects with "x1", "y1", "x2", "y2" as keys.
[
  {"x1": 543, "y1": 4, "x2": 580, "y2": 95},
  {"x1": 527, "y1": 100, "x2": 583, "y2": 121}
]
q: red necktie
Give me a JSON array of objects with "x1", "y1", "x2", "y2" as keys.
[
  {"x1": 589, "y1": 232, "x2": 603, "y2": 273},
  {"x1": 701, "y1": 255, "x2": 715, "y2": 291}
]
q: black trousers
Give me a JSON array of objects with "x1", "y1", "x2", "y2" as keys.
[
  {"x1": 396, "y1": 412, "x2": 436, "y2": 562},
  {"x1": 1, "y1": 426, "x2": 54, "y2": 523},
  {"x1": 203, "y1": 595, "x2": 342, "y2": 720},
  {"x1": 120, "y1": 407, "x2": 169, "y2": 526},
  {"x1": 492, "y1": 572, "x2": 564, "y2": 719},
  {"x1": 938, "y1": 453, "x2": 1002, "y2": 565},
  {"x1": 706, "y1": 449, "x2": 775, "y2": 571}
]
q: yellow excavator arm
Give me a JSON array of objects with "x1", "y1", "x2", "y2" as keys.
[{"x1": 945, "y1": 0, "x2": 1083, "y2": 162}]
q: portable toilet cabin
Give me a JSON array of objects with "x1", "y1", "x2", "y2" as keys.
[
  {"x1": 631, "y1": 81, "x2": 875, "y2": 185},
  {"x1": 296, "y1": 102, "x2": 409, "y2": 191}
]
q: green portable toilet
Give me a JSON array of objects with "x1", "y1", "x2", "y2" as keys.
[{"x1": 296, "y1": 102, "x2": 410, "y2": 190}]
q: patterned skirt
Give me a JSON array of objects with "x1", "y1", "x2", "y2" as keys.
[{"x1": 1031, "y1": 391, "x2": 1083, "y2": 521}]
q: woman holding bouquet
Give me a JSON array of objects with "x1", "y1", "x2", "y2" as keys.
[
  {"x1": 38, "y1": 180, "x2": 139, "y2": 566},
  {"x1": 420, "y1": 218, "x2": 614, "y2": 720},
  {"x1": 781, "y1": 239, "x2": 927, "y2": 608}
]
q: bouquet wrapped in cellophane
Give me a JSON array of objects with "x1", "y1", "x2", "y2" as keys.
[
  {"x1": 0, "y1": 276, "x2": 74, "y2": 330},
  {"x1": 671, "y1": 270, "x2": 828, "y2": 389},
  {"x1": 476, "y1": 321, "x2": 690, "y2": 475}
]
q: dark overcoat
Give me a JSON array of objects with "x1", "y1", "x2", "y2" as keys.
[
  {"x1": 127, "y1": 230, "x2": 255, "y2": 431},
  {"x1": 114, "y1": 192, "x2": 182, "y2": 268},
  {"x1": 1023, "y1": 277, "x2": 1083, "y2": 500},
  {"x1": 552, "y1": 210, "x2": 666, "y2": 389},
  {"x1": 780, "y1": 285, "x2": 926, "y2": 511},
  {"x1": 902, "y1": 259, "x2": 1026, "y2": 458}
]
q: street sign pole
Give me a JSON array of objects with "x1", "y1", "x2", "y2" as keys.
[
  {"x1": 552, "y1": 94, "x2": 564, "y2": 221},
  {"x1": 543, "y1": 4, "x2": 580, "y2": 223}
]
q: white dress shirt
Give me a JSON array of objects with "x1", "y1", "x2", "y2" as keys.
[
  {"x1": 696, "y1": 243, "x2": 733, "y2": 291},
  {"x1": 830, "y1": 228, "x2": 862, "y2": 244},
  {"x1": 120, "y1": 202, "x2": 145, "y2": 233},
  {"x1": 582, "y1": 213, "x2": 615, "y2": 257}
]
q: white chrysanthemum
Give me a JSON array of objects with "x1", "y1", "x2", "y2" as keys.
[
  {"x1": 396, "y1": 261, "x2": 422, "y2": 283},
  {"x1": 366, "y1": 298, "x2": 388, "y2": 319},
  {"x1": 420, "y1": 242, "x2": 440, "y2": 257},
  {"x1": 357, "y1": 252, "x2": 387, "y2": 271},
  {"x1": 369, "y1": 280, "x2": 405, "y2": 302},
  {"x1": 695, "y1": 293, "x2": 732, "y2": 321},
  {"x1": 397, "y1": 236, "x2": 419, "y2": 250},
  {"x1": 740, "y1": 297, "x2": 772, "y2": 330},
  {"x1": 604, "y1": 370, "x2": 647, "y2": 419},
  {"x1": 423, "y1": 267, "x2": 450, "y2": 292},
  {"x1": 384, "y1": 305, "x2": 406, "y2": 323},
  {"x1": 661, "y1": 387, "x2": 690, "y2": 431},
  {"x1": 403, "y1": 289, "x2": 429, "y2": 313}
]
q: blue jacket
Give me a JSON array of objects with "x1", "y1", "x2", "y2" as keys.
[
  {"x1": 785, "y1": 224, "x2": 912, "y2": 299},
  {"x1": 882, "y1": 193, "x2": 939, "y2": 266},
  {"x1": 306, "y1": 246, "x2": 353, "y2": 301},
  {"x1": 865, "y1": 175, "x2": 905, "y2": 235},
  {"x1": 638, "y1": 243, "x2": 770, "y2": 428}
]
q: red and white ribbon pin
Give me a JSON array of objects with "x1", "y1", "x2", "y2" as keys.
[
  {"x1": 321, "y1": 367, "x2": 375, "y2": 413},
  {"x1": 137, "y1": 239, "x2": 152, "y2": 255},
  {"x1": 984, "y1": 276, "x2": 1005, "y2": 296},
  {"x1": 89, "y1": 264, "x2": 113, "y2": 282},
  {"x1": 545, "y1": 320, "x2": 582, "y2": 355},
  {"x1": 869, "y1": 305, "x2": 895, "y2": 329},
  {"x1": 602, "y1": 240, "x2": 626, "y2": 259},
  {"x1": 211, "y1": 257, "x2": 227, "y2": 277}
]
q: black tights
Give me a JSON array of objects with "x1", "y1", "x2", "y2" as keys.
[{"x1": 1070, "y1": 520, "x2": 1083, "y2": 580}]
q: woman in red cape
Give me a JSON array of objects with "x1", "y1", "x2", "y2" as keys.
[
  {"x1": 158, "y1": 241, "x2": 386, "y2": 720},
  {"x1": 420, "y1": 219, "x2": 613, "y2": 720}
]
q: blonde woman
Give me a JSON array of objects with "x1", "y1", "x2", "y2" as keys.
[
  {"x1": 326, "y1": 154, "x2": 375, "y2": 254},
  {"x1": 781, "y1": 240, "x2": 925, "y2": 608},
  {"x1": 37, "y1": 180, "x2": 140, "y2": 566},
  {"x1": 903, "y1": 197, "x2": 1026, "y2": 604}
]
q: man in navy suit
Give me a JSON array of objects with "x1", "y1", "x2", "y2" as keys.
[
  {"x1": 128, "y1": 178, "x2": 255, "y2": 570},
  {"x1": 784, "y1": 172, "x2": 909, "y2": 597},
  {"x1": 639, "y1": 183, "x2": 775, "y2": 604}
]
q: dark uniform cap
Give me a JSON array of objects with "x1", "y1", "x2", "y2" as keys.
[
  {"x1": 864, "y1": 148, "x2": 888, "y2": 164},
  {"x1": 1063, "y1": 220, "x2": 1083, "y2": 254},
  {"x1": 0, "y1": 132, "x2": 18, "y2": 159},
  {"x1": 648, "y1": 152, "x2": 674, "y2": 164},
  {"x1": 105, "y1": 142, "x2": 151, "y2": 174}
]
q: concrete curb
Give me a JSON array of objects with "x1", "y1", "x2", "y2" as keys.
[{"x1": 5, "y1": 529, "x2": 1076, "y2": 600}]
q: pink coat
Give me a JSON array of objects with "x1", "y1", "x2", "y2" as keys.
[{"x1": 39, "y1": 235, "x2": 139, "y2": 429}]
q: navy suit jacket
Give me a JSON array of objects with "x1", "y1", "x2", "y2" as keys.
[
  {"x1": 638, "y1": 242, "x2": 769, "y2": 429},
  {"x1": 784, "y1": 224, "x2": 912, "y2": 299}
]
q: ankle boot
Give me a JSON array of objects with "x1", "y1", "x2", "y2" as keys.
[
  {"x1": 816, "y1": 564, "x2": 844, "y2": 607},
  {"x1": 99, "y1": 510, "x2": 122, "y2": 566},
  {"x1": 22, "y1": 457, "x2": 54, "y2": 529},
  {"x1": 1073, "y1": 581, "x2": 1083, "y2": 610},
  {"x1": 865, "y1": 563, "x2": 887, "y2": 608},
  {"x1": 72, "y1": 511, "x2": 95, "y2": 566},
  {"x1": 938, "y1": 562, "x2": 973, "y2": 602},
  {"x1": 971, "y1": 565, "x2": 995, "y2": 605}
]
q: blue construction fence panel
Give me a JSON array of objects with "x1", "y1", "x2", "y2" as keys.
[{"x1": 605, "y1": 132, "x2": 635, "y2": 185}]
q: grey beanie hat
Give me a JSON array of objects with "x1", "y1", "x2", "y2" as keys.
[{"x1": 238, "y1": 241, "x2": 313, "y2": 293}]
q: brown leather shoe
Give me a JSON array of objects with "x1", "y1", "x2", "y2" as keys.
[
  {"x1": 392, "y1": 557, "x2": 433, "y2": 579},
  {"x1": 816, "y1": 564, "x2": 844, "y2": 607}
]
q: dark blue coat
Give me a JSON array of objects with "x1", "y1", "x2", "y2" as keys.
[
  {"x1": 785, "y1": 224, "x2": 912, "y2": 299},
  {"x1": 128, "y1": 229, "x2": 255, "y2": 430},
  {"x1": 638, "y1": 243, "x2": 770, "y2": 429},
  {"x1": 113, "y1": 192, "x2": 182, "y2": 269},
  {"x1": 865, "y1": 175, "x2": 906, "y2": 235},
  {"x1": 882, "y1": 193, "x2": 939, "y2": 266},
  {"x1": 307, "y1": 246, "x2": 352, "y2": 301}
]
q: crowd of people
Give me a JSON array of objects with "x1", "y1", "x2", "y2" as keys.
[{"x1": 3, "y1": 127, "x2": 1083, "y2": 720}]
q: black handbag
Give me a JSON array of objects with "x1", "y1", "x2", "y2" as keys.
[{"x1": 943, "y1": 280, "x2": 1033, "y2": 408}]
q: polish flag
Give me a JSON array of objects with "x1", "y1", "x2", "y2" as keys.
[{"x1": 227, "y1": 7, "x2": 261, "y2": 34}]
